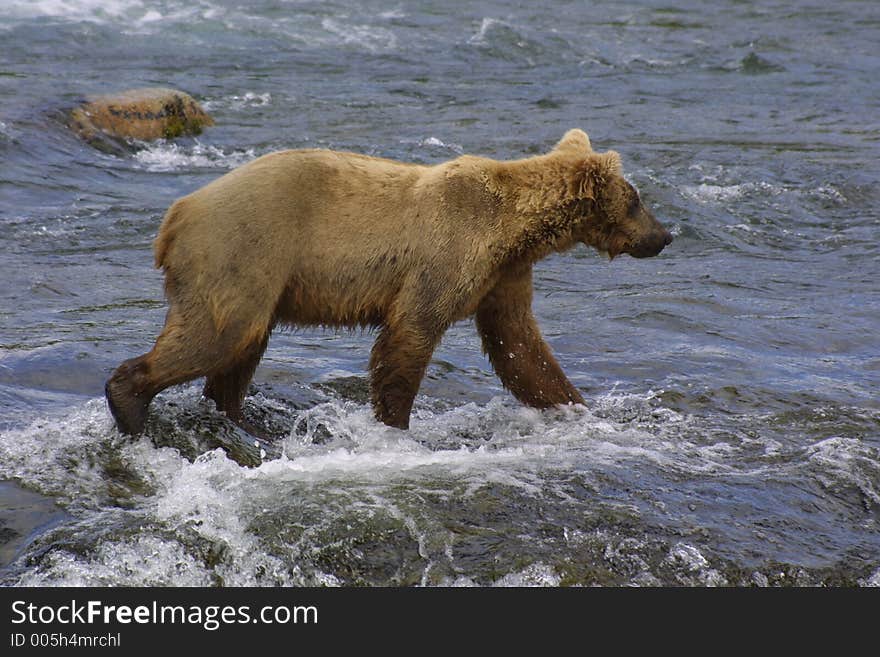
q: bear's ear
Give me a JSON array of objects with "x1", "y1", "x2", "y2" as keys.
[
  {"x1": 593, "y1": 150, "x2": 622, "y2": 179},
  {"x1": 554, "y1": 129, "x2": 592, "y2": 154},
  {"x1": 565, "y1": 159, "x2": 596, "y2": 202},
  {"x1": 564, "y1": 151, "x2": 623, "y2": 202}
]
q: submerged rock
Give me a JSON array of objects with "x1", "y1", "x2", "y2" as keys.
[
  {"x1": 68, "y1": 87, "x2": 214, "y2": 147},
  {"x1": 0, "y1": 480, "x2": 67, "y2": 569}
]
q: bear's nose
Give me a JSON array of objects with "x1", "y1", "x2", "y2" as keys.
[{"x1": 663, "y1": 231, "x2": 673, "y2": 246}]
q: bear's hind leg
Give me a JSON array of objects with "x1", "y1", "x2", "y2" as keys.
[
  {"x1": 106, "y1": 309, "x2": 265, "y2": 435},
  {"x1": 203, "y1": 333, "x2": 269, "y2": 434},
  {"x1": 105, "y1": 354, "x2": 154, "y2": 435}
]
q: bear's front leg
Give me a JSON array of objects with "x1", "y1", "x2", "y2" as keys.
[
  {"x1": 475, "y1": 268, "x2": 585, "y2": 409},
  {"x1": 369, "y1": 319, "x2": 442, "y2": 429}
]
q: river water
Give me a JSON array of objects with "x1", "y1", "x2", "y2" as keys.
[{"x1": 1, "y1": 0, "x2": 878, "y2": 586}]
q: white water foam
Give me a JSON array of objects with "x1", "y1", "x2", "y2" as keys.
[
  {"x1": 378, "y1": 9, "x2": 406, "y2": 20},
  {"x1": 133, "y1": 141, "x2": 257, "y2": 172},
  {"x1": 202, "y1": 92, "x2": 273, "y2": 112},
  {"x1": 3, "y1": 387, "x2": 878, "y2": 585},
  {"x1": 492, "y1": 563, "x2": 562, "y2": 587},
  {"x1": 681, "y1": 179, "x2": 847, "y2": 207},
  {"x1": 467, "y1": 17, "x2": 545, "y2": 65},
  {"x1": 0, "y1": 0, "x2": 232, "y2": 29},
  {"x1": 137, "y1": 8, "x2": 162, "y2": 23},
  {"x1": 17, "y1": 535, "x2": 216, "y2": 586},
  {"x1": 468, "y1": 17, "x2": 536, "y2": 51},
  {"x1": 418, "y1": 136, "x2": 464, "y2": 154},
  {"x1": 2, "y1": 387, "x2": 856, "y2": 508},
  {"x1": 623, "y1": 55, "x2": 678, "y2": 68},
  {"x1": 0, "y1": 401, "x2": 112, "y2": 504},
  {"x1": 681, "y1": 181, "x2": 776, "y2": 204},
  {"x1": 468, "y1": 17, "x2": 508, "y2": 46},
  {"x1": 861, "y1": 568, "x2": 880, "y2": 587},
  {"x1": 664, "y1": 542, "x2": 726, "y2": 586},
  {"x1": 2, "y1": 0, "x2": 145, "y2": 22},
  {"x1": 320, "y1": 17, "x2": 397, "y2": 53},
  {"x1": 806, "y1": 436, "x2": 880, "y2": 505}
]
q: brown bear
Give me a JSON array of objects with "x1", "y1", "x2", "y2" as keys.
[{"x1": 106, "y1": 129, "x2": 671, "y2": 439}]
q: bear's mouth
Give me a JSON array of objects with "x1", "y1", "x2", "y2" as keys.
[{"x1": 585, "y1": 238, "x2": 626, "y2": 261}]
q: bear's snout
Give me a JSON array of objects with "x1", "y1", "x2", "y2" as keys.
[{"x1": 630, "y1": 227, "x2": 673, "y2": 258}]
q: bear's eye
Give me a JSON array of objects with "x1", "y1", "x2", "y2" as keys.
[{"x1": 627, "y1": 194, "x2": 641, "y2": 215}]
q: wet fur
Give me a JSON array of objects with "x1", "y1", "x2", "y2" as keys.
[{"x1": 107, "y1": 129, "x2": 670, "y2": 435}]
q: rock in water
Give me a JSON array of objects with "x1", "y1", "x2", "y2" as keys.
[{"x1": 69, "y1": 87, "x2": 214, "y2": 145}]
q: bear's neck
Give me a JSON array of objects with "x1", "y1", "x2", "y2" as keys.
[{"x1": 486, "y1": 154, "x2": 593, "y2": 265}]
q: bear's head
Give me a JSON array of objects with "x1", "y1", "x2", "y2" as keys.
[{"x1": 557, "y1": 130, "x2": 673, "y2": 260}]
